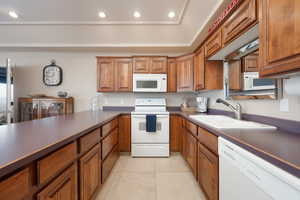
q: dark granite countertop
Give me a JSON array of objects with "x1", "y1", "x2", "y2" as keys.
[{"x1": 0, "y1": 109, "x2": 299, "y2": 180}]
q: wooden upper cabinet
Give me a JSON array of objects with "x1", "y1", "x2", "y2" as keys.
[
  {"x1": 115, "y1": 58, "x2": 133, "y2": 92},
  {"x1": 150, "y1": 57, "x2": 167, "y2": 73},
  {"x1": 229, "y1": 60, "x2": 242, "y2": 90},
  {"x1": 133, "y1": 57, "x2": 150, "y2": 73},
  {"x1": 259, "y1": 0, "x2": 300, "y2": 77},
  {"x1": 222, "y1": 0, "x2": 257, "y2": 45},
  {"x1": 194, "y1": 47, "x2": 205, "y2": 91},
  {"x1": 167, "y1": 58, "x2": 177, "y2": 92},
  {"x1": 205, "y1": 29, "x2": 222, "y2": 58},
  {"x1": 176, "y1": 54, "x2": 194, "y2": 92},
  {"x1": 37, "y1": 164, "x2": 77, "y2": 200},
  {"x1": 204, "y1": 61, "x2": 224, "y2": 90},
  {"x1": 97, "y1": 58, "x2": 115, "y2": 92},
  {"x1": 243, "y1": 51, "x2": 259, "y2": 72}
]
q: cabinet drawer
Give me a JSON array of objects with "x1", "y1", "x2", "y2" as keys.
[
  {"x1": 0, "y1": 167, "x2": 33, "y2": 200},
  {"x1": 222, "y1": 0, "x2": 257, "y2": 45},
  {"x1": 79, "y1": 128, "x2": 101, "y2": 154},
  {"x1": 205, "y1": 29, "x2": 222, "y2": 58},
  {"x1": 37, "y1": 164, "x2": 77, "y2": 200},
  {"x1": 37, "y1": 142, "x2": 77, "y2": 185},
  {"x1": 102, "y1": 128, "x2": 118, "y2": 160},
  {"x1": 102, "y1": 119, "x2": 118, "y2": 138},
  {"x1": 186, "y1": 120, "x2": 198, "y2": 137},
  {"x1": 102, "y1": 145, "x2": 119, "y2": 183},
  {"x1": 198, "y1": 127, "x2": 218, "y2": 155}
]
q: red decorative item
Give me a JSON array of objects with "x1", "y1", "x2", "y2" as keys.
[{"x1": 208, "y1": 0, "x2": 241, "y2": 33}]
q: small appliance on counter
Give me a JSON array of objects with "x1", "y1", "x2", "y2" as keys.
[
  {"x1": 196, "y1": 97, "x2": 208, "y2": 113},
  {"x1": 131, "y1": 98, "x2": 169, "y2": 157}
]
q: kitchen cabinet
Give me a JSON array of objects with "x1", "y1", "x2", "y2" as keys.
[
  {"x1": 229, "y1": 60, "x2": 242, "y2": 90},
  {"x1": 97, "y1": 58, "x2": 115, "y2": 92},
  {"x1": 170, "y1": 115, "x2": 182, "y2": 152},
  {"x1": 222, "y1": 0, "x2": 257, "y2": 45},
  {"x1": 102, "y1": 128, "x2": 118, "y2": 160},
  {"x1": 205, "y1": 29, "x2": 222, "y2": 58},
  {"x1": 79, "y1": 145, "x2": 101, "y2": 200},
  {"x1": 18, "y1": 97, "x2": 74, "y2": 122},
  {"x1": 259, "y1": 0, "x2": 300, "y2": 77},
  {"x1": 176, "y1": 54, "x2": 194, "y2": 92},
  {"x1": 194, "y1": 47, "x2": 205, "y2": 91},
  {"x1": 118, "y1": 115, "x2": 131, "y2": 152},
  {"x1": 186, "y1": 132, "x2": 198, "y2": 178},
  {"x1": 133, "y1": 56, "x2": 167, "y2": 74},
  {"x1": 198, "y1": 143, "x2": 218, "y2": 200},
  {"x1": 243, "y1": 51, "x2": 259, "y2": 72},
  {"x1": 204, "y1": 61, "x2": 224, "y2": 90},
  {"x1": 37, "y1": 164, "x2": 77, "y2": 200},
  {"x1": 102, "y1": 145, "x2": 119, "y2": 183},
  {"x1": 115, "y1": 58, "x2": 133, "y2": 92},
  {"x1": 167, "y1": 58, "x2": 177, "y2": 92}
]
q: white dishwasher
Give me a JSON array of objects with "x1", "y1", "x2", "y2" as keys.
[{"x1": 219, "y1": 137, "x2": 300, "y2": 200}]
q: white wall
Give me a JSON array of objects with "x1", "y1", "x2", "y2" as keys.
[
  {"x1": 0, "y1": 51, "x2": 193, "y2": 113},
  {"x1": 198, "y1": 90, "x2": 300, "y2": 122}
]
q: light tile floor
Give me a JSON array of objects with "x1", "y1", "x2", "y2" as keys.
[{"x1": 96, "y1": 153, "x2": 206, "y2": 200}]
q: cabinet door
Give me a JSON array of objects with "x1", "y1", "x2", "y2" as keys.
[
  {"x1": 177, "y1": 55, "x2": 194, "y2": 92},
  {"x1": 97, "y1": 58, "x2": 115, "y2": 92},
  {"x1": 229, "y1": 60, "x2": 242, "y2": 90},
  {"x1": 150, "y1": 57, "x2": 167, "y2": 73},
  {"x1": 115, "y1": 58, "x2": 133, "y2": 92},
  {"x1": 181, "y1": 121, "x2": 187, "y2": 159},
  {"x1": 79, "y1": 145, "x2": 101, "y2": 200},
  {"x1": 198, "y1": 144, "x2": 218, "y2": 200},
  {"x1": 37, "y1": 165, "x2": 77, "y2": 200},
  {"x1": 118, "y1": 115, "x2": 131, "y2": 152},
  {"x1": 167, "y1": 58, "x2": 177, "y2": 92},
  {"x1": 205, "y1": 29, "x2": 222, "y2": 58},
  {"x1": 170, "y1": 115, "x2": 182, "y2": 152},
  {"x1": 186, "y1": 132, "x2": 198, "y2": 178},
  {"x1": 243, "y1": 51, "x2": 259, "y2": 72},
  {"x1": 194, "y1": 47, "x2": 205, "y2": 91},
  {"x1": 222, "y1": 0, "x2": 257, "y2": 45},
  {"x1": 133, "y1": 57, "x2": 150, "y2": 73},
  {"x1": 260, "y1": 0, "x2": 300, "y2": 77}
]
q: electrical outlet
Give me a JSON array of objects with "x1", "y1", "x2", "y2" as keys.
[{"x1": 280, "y1": 98, "x2": 289, "y2": 112}]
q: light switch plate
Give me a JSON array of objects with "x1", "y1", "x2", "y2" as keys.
[{"x1": 280, "y1": 98, "x2": 289, "y2": 112}]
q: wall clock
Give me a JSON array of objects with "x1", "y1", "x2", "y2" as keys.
[{"x1": 43, "y1": 60, "x2": 63, "y2": 86}]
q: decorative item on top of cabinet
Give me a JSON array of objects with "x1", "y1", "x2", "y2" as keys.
[
  {"x1": 222, "y1": 0, "x2": 257, "y2": 46},
  {"x1": 97, "y1": 57, "x2": 133, "y2": 92},
  {"x1": 167, "y1": 58, "x2": 177, "y2": 92},
  {"x1": 18, "y1": 97, "x2": 74, "y2": 122},
  {"x1": 205, "y1": 29, "x2": 222, "y2": 58},
  {"x1": 118, "y1": 115, "x2": 131, "y2": 152},
  {"x1": 259, "y1": 0, "x2": 300, "y2": 77},
  {"x1": 133, "y1": 56, "x2": 167, "y2": 74},
  {"x1": 176, "y1": 54, "x2": 194, "y2": 92},
  {"x1": 194, "y1": 47, "x2": 205, "y2": 91}
]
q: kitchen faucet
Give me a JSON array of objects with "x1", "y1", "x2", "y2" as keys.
[{"x1": 216, "y1": 98, "x2": 242, "y2": 120}]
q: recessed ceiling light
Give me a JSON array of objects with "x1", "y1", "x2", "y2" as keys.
[
  {"x1": 98, "y1": 12, "x2": 106, "y2": 18},
  {"x1": 168, "y1": 11, "x2": 175, "y2": 19},
  {"x1": 9, "y1": 11, "x2": 18, "y2": 19},
  {"x1": 134, "y1": 11, "x2": 141, "y2": 18}
]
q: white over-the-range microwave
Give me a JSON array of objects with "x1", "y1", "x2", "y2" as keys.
[
  {"x1": 133, "y1": 74, "x2": 167, "y2": 92},
  {"x1": 243, "y1": 72, "x2": 276, "y2": 91}
]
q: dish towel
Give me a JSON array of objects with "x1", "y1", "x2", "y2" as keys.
[{"x1": 146, "y1": 115, "x2": 157, "y2": 132}]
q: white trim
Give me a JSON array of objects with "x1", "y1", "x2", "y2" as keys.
[{"x1": 0, "y1": 0, "x2": 189, "y2": 25}]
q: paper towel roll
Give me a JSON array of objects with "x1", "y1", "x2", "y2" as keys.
[{"x1": 284, "y1": 76, "x2": 300, "y2": 96}]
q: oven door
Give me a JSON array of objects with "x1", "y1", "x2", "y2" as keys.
[
  {"x1": 131, "y1": 114, "x2": 169, "y2": 143},
  {"x1": 133, "y1": 74, "x2": 167, "y2": 92}
]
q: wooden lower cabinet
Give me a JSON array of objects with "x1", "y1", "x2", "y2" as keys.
[
  {"x1": 118, "y1": 115, "x2": 131, "y2": 152},
  {"x1": 170, "y1": 115, "x2": 182, "y2": 152},
  {"x1": 79, "y1": 144, "x2": 101, "y2": 200},
  {"x1": 102, "y1": 145, "x2": 119, "y2": 183},
  {"x1": 186, "y1": 132, "x2": 198, "y2": 178},
  {"x1": 198, "y1": 143, "x2": 219, "y2": 200},
  {"x1": 37, "y1": 164, "x2": 77, "y2": 200}
]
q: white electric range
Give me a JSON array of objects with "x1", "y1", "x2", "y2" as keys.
[{"x1": 131, "y1": 98, "x2": 170, "y2": 157}]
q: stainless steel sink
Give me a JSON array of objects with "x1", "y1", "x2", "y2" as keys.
[{"x1": 189, "y1": 115, "x2": 277, "y2": 130}]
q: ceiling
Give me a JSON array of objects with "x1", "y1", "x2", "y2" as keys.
[{"x1": 0, "y1": 0, "x2": 225, "y2": 54}]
